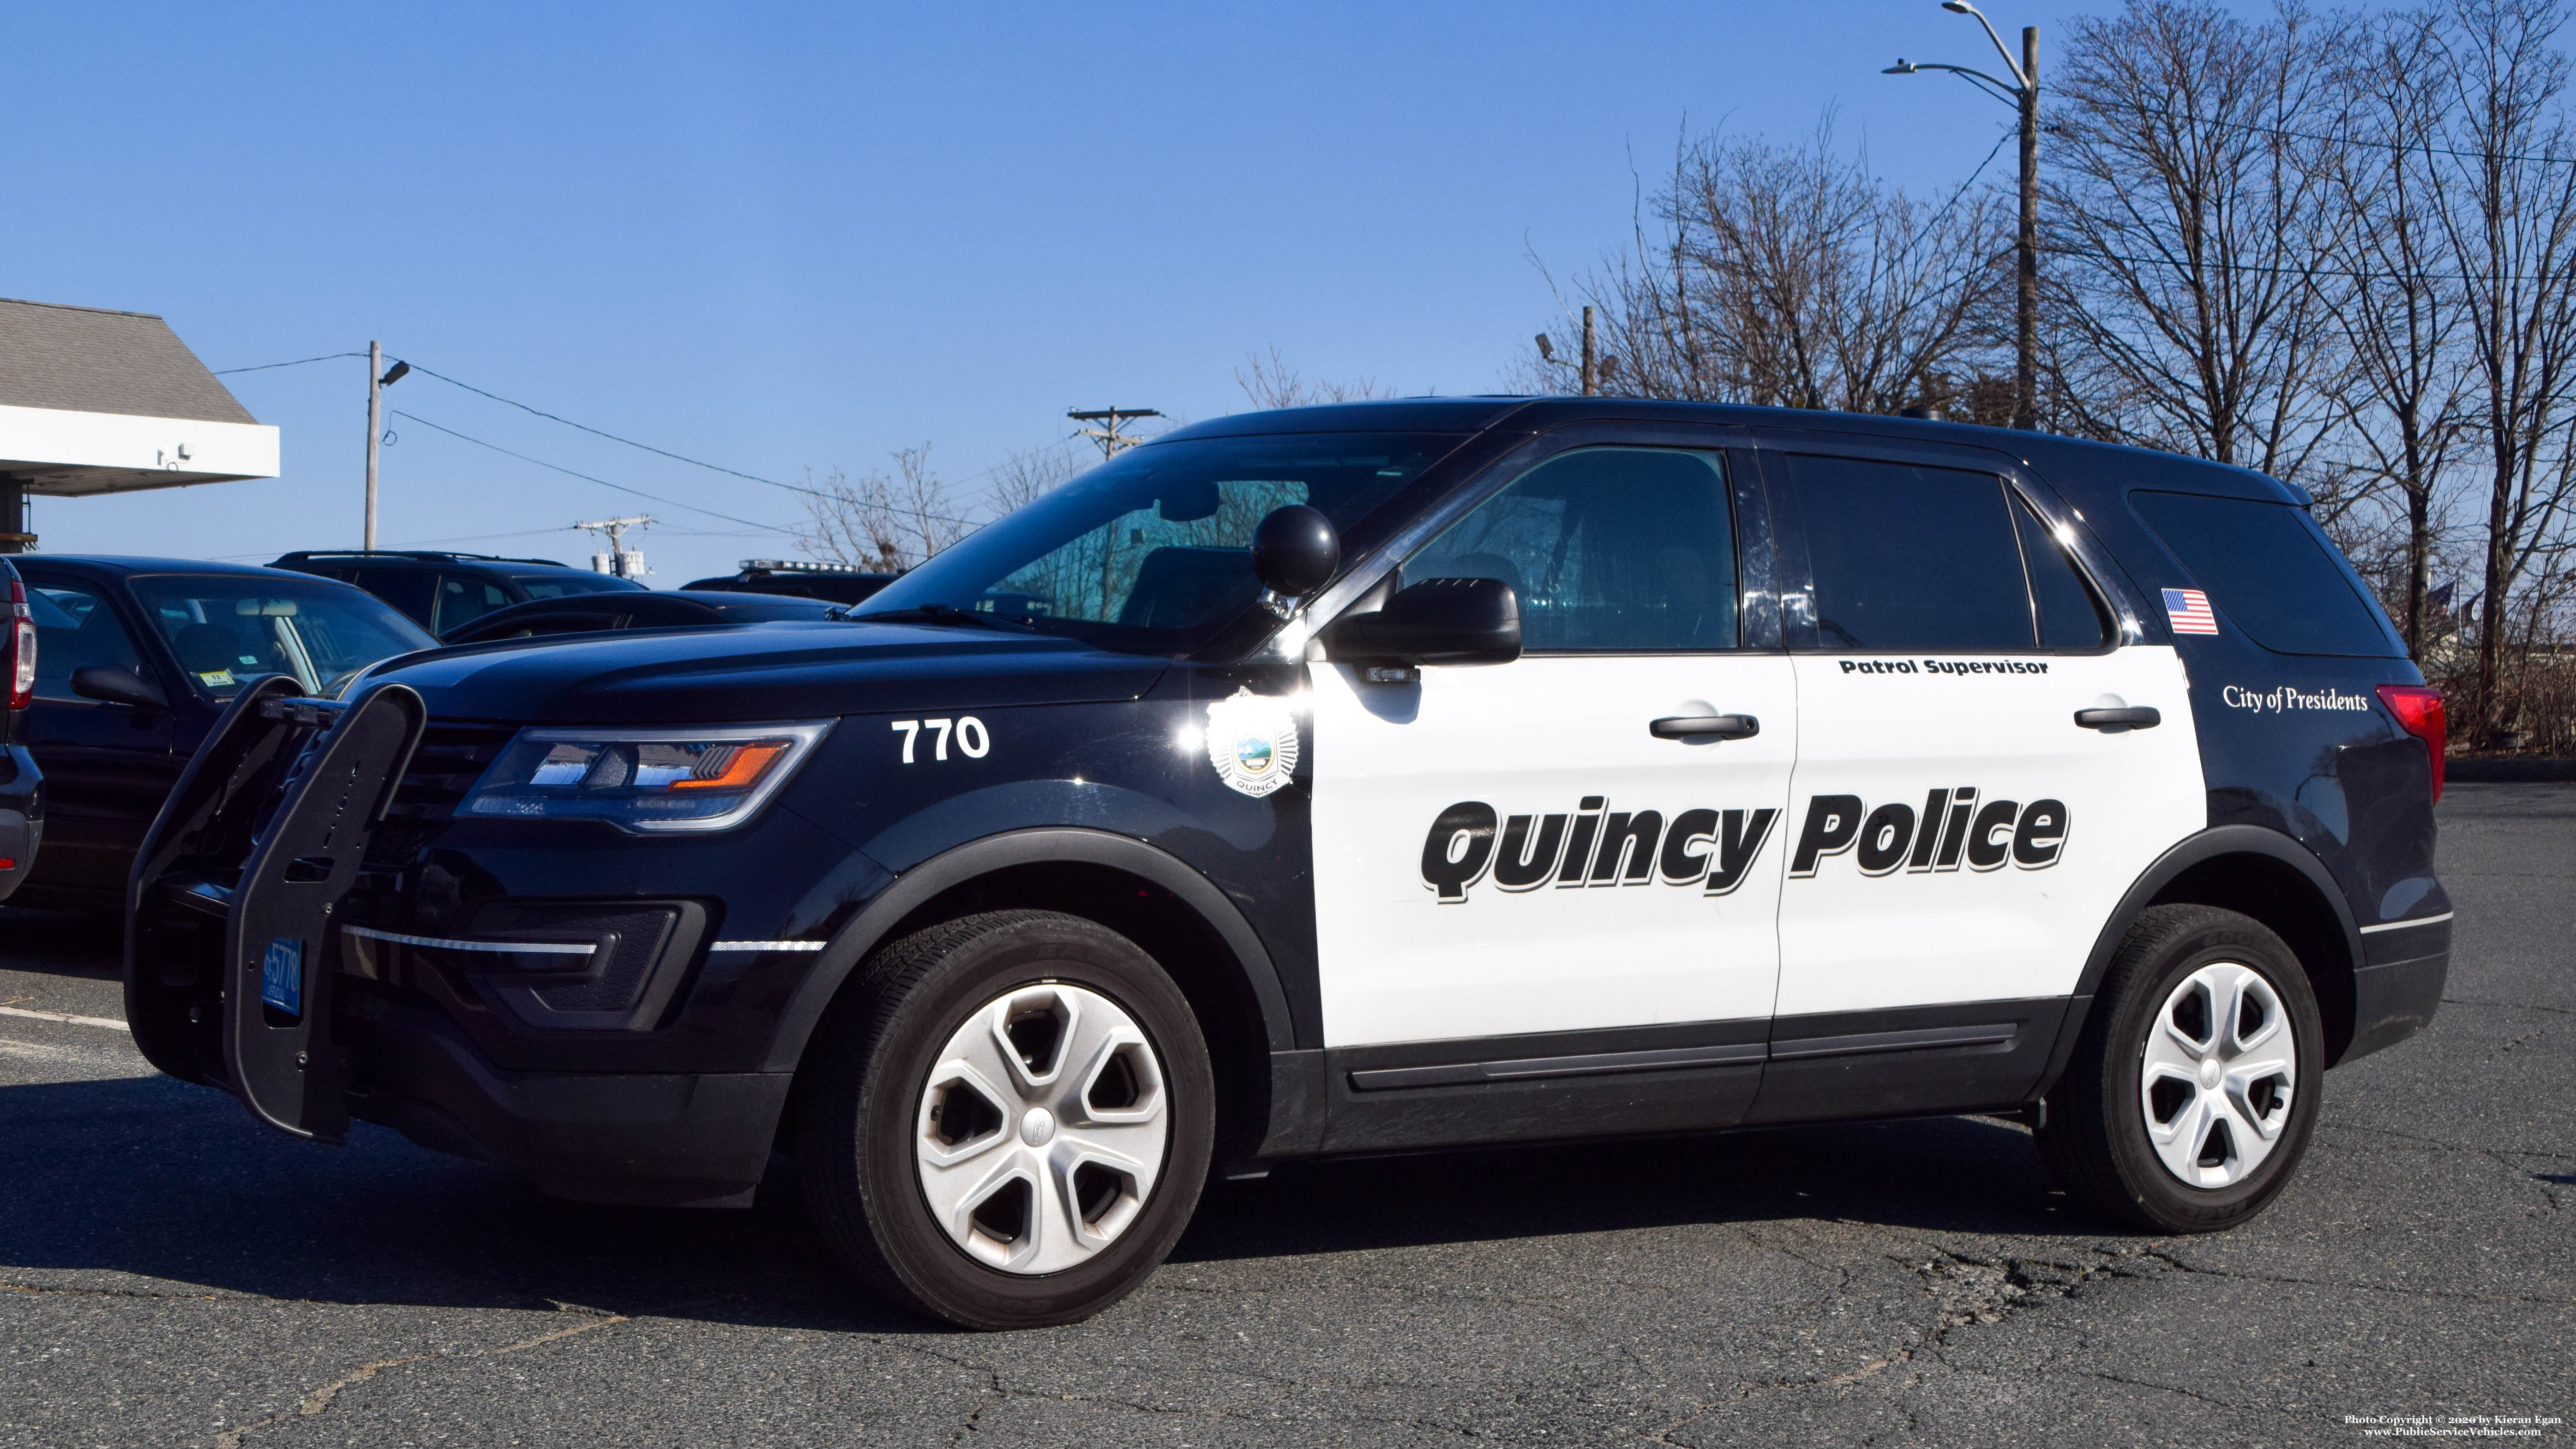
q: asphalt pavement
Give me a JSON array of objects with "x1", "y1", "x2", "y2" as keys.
[{"x1": 1, "y1": 785, "x2": 2568, "y2": 1447}]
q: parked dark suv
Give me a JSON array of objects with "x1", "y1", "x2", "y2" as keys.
[
  {"x1": 271, "y1": 551, "x2": 647, "y2": 637},
  {"x1": 0, "y1": 554, "x2": 39, "y2": 902},
  {"x1": 14, "y1": 558, "x2": 432, "y2": 910},
  {"x1": 136, "y1": 399, "x2": 2448, "y2": 1330}
]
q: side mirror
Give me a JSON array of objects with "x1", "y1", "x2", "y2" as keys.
[
  {"x1": 1322, "y1": 577, "x2": 1522, "y2": 668},
  {"x1": 71, "y1": 665, "x2": 168, "y2": 711},
  {"x1": 1251, "y1": 505, "x2": 1340, "y2": 599}
]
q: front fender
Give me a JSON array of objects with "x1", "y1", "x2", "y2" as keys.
[{"x1": 758, "y1": 826, "x2": 1298, "y2": 1075}]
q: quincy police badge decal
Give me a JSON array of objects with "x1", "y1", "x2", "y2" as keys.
[{"x1": 1205, "y1": 689, "x2": 1301, "y2": 798}]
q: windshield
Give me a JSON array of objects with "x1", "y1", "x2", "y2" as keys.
[
  {"x1": 129, "y1": 575, "x2": 437, "y2": 701},
  {"x1": 857, "y1": 432, "x2": 1463, "y2": 655},
  {"x1": 515, "y1": 572, "x2": 648, "y2": 598}
]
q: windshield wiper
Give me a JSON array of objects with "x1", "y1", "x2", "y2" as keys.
[{"x1": 840, "y1": 603, "x2": 1036, "y2": 632}]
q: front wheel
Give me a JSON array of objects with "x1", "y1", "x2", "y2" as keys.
[
  {"x1": 795, "y1": 910, "x2": 1214, "y2": 1329},
  {"x1": 2036, "y1": 904, "x2": 2324, "y2": 1233}
]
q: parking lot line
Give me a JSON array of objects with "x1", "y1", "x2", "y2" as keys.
[{"x1": 0, "y1": 1004, "x2": 130, "y2": 1033}]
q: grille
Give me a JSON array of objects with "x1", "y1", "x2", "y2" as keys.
[{"x1": 365, "y1": 719, "x2": 516, "y2": 868}]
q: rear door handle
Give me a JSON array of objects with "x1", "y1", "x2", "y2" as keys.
[
  {"x1": 1650, "y1": 714, "x2": 1759, "y2": 741},
  {"x1": 2074, "y1": 706, "x2": 2161, "y2": 730}
]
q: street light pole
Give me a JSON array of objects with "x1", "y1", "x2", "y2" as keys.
[
  {"x1": 1887, "y1": 2, "x2": 2039, "y2": 431},
  {"x1": 2015, "y1": 24, "x2": 2039, "y2": 434},
  {"x1": 365, "y1": 341, "x2": 382, "y2": 551},
  {"x1": 362, "y1": 345, "x2": 409, "y2": 551}
]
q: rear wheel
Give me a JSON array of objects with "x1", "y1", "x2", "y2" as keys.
[
  {"x1": 2036, "y1": 904, "x2": 2323, "y2": 1232},
  {"x1": 795, "y1": 910, "x2": 1213, "y2": 1329}
]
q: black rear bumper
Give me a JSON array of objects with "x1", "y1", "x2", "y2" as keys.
[
  {"x1": 347, "y1": 993, "x2": 789, "y2": 1208},
  {"x1": 0, "y1": 745, "x2": 40, "y2": 903},
  {"x1": 2342, "y1": 916, "x2": 2452, "y2": 1064}
]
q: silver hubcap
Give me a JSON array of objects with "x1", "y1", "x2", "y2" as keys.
[
  {"x1": 2139, "y1": 962, "x2": 2298, "y2": 1188},
  {"x1": 915, "y1": 982, "x2": 1169, "y2": 1275}
]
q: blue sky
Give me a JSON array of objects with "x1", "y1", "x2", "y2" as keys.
[{"x1": 13, "y1": 1, "x2": 2105, "y2": 583}]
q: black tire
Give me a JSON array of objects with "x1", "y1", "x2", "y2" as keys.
[
  {"x1": 2036, "y1": 904, "x2": 2324, "y2": 1233},
  {"x1": 794, "y1": 910, "x2": 1214, "y2": 1329}
]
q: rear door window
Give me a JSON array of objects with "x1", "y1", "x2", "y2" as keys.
[
  {"x1": 2013, "y1": 502, "x2": 2113, "y2": 650},
  {"x1": 2131, "y1": 492, "x2": 2401, "y2": 656},
  {"x1": 1782, "y1": 454, "x2": 2035, "y2": 652},
  {"x1": 345, "y1": 568, "x2": 438, "y2": 630},
  {"x1": 435, "y1": 574, "x2": 514, "y2": 634}
]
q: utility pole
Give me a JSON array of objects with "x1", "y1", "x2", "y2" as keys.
[
  {"x1": 363, "y1": 344, "x2": 409, "y2": 549},
  {"x1": 1069, "y1": 407, "x2": 1163, "y2": 459},
  {"x1": 1581, "y1": 306, "x2": 1598, "y2": 397},
  {"x1": 573, "y1": 515, "x2": 653, "y2": 579},
  {"x1": 1886, "y1": 3, "x2": 2039, "y2": 430}
]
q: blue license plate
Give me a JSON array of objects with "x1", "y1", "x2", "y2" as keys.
[{"x1": 260, "y1": 937, "x2": 303, "y2": 1015}]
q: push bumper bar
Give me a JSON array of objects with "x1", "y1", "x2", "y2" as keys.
[{"x1": 125, "y1": 678, "x2": 426, "y2": 1142}]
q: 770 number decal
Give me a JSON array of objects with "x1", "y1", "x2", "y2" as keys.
[{"x1": 891, "y1": 717, "x2": 991, "y2": 764}]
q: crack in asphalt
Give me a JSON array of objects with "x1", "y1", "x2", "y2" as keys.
[
  {"x1": 2138, "y1": 1249, "x2": 2572, "y2": 1306},
  {"x1": 207, "y1": 1302, "x2": 629, "y2": 1449},
  {"x1": 1, "y1": 1280, "x2": 240, "y2": 1301},
  {"x1": 2068, "y1": 1366, "x2": 2295, "y2": 1418},
  {"x1": 2443, "y1": 996, "x2": 2576, "y2": 1017},
  {"x1": 2330, "y1": 1120, "x2": 2576, "y2": 1161},
  {"x1": 1641, "y1": 1241, "x2": 2171, "y2": 1445},
  {"x1": 896, "y1": 1330, "x2": 1528, "y2": 1442}
]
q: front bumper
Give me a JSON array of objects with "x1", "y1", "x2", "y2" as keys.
[{"x1": 348, "y1": 991, "x2": 790, "y2": 1207}]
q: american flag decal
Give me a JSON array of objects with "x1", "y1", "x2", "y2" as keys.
[{"x1": 2163, "y1": 588, "x2": 2219, "y2": 636}]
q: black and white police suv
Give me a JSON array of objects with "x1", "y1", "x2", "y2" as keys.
[{"x1": 128, "y1": 399, "x2": 2450, "y2": 1329}]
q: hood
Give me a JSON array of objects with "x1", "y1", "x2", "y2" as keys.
[{"x1": 374, "y1": 620, "x2": 1170, "y2": 724}]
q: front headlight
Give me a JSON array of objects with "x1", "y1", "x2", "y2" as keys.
[{"x1": 460, "y1": 721, "x2": 833, "y2": 832}]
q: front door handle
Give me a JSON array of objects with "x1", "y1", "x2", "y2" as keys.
[
  {"x1": 1650, "y1": 714, "x2": 1759, "y2": 741},
  {"x1": 2074, "y1": 706, "x2": 2161, "y2": 731}
]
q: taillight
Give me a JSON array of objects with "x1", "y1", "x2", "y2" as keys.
[
  {"x1": 7, "y1": 579, "x2": 33, "y2": 713},
  {"x1": 2377, "y1": 685, "x2": 2446, "y2": 802}
]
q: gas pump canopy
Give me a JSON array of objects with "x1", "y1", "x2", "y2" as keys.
[{"x1": 0, "y1": 297, "x2": 280, "y2": 547}]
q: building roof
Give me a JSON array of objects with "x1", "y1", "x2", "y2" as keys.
[{"x1": 0, "y1": 297, "x2": 258, "y2": 425}]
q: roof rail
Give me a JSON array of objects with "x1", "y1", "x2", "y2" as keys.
[{"x1": 271, "y1": 549, "x2": 572, "y2": 568}]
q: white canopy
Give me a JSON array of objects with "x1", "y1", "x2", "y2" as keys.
[{"x1": 0, "y1": 298, "x2": 279, "y2": 499}]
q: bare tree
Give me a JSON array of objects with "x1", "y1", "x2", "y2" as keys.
[
  {"x1": 1526, "y1": 115, "x2": 2010, "y2": 413},
  {"x1": 2040, "y1": 1, "x2": 2356, "y2": 492},
  {"x1": 1237, "y1": 348, "x2": 1393, "y2": 409},
  {"x1": 2434, "y1": 0, "x2": 2576, "y2": 743},
  {"x1": 2324, "y1": 5, "x2": 2476, "y2": 654},
  {"x1": 984, "y1": 443, "x2": 1085, "y2": 515},
  {"x1": 797, "y1": 444, "x2": 970, "y2": 572}
]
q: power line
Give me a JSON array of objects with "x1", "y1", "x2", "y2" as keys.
[
  {"x1": 401, "y1": 362, "x2": 1054, "y2": 524},
  {"x1": 216, "y1": 350, "x2": 1088, "y2": 529},
  {"x1": 2039, "y1": 240, "x2": 2576, "y2": 285},
  {"x1": 404, "y1": 363, "x2": 824, "y2": 495},
  {"x1": 212, "y1": 351, "x2": 368, "y2": 376},
  {"x1": 388, "y1": 409, "x2": 800, "y2": 536},
  {"x1": 2071, "y1": 103, "x2": 2576, "y2": 168}
]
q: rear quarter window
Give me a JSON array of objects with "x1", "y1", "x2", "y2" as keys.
[{"x1": 2130, "y1": 491, "x2": 2401, "y2": 657}]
